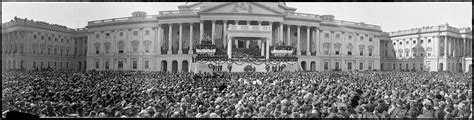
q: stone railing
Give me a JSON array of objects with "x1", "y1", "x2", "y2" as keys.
[
  {"x1": 228, "y1": 25, "x2": 271, "y2": 31},
  {"x1": 159, "y1": 10, "x2": 198, "y2": 15},
  {"x1": 3, "y1": 17, "x2": 79, "y2": 32},
  {"x1": 330, "y1": 20, "x2": 381, "y2": 29},
  {"x1": 286, "y1": 12, "x2": 320, "y2": 19},
  {"x1": 390, "y1": 25, "x2": 461, "y2": 37},
  {"x1": 88, "y1": 15, "x2": 157, "y2": 25}
]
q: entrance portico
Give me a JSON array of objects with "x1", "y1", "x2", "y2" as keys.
[{"x1": 226, "y1": 24, "x2": 272, "y2": 59}]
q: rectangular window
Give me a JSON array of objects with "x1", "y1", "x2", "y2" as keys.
[
  {"x1": 145, "y1": 44, "x2": 150, "y2": 53},
  {"x1": 133, "y1": 31, "x2": 138, "y2": 36},
  {"x1": 33, "y1": 61, "x2": 36, "y2": 68},
  {"x1": 66, "y1": 62, "x2": 68, "y2": 69},
  {"x1": 34, "y1": 35, "x2": 37, "y2": 39},
  {"x1": 144, "y1": 60, "x2": 149, "y2": 69},
  {"x1": 324, "y1": 46, "x2": 329, "y2": 55},
  {"x1": 419, "y1": 63, "x2": 423, "y2": 70},
  {"x1": 360, "y1": 51, "x2": 363, "y2": 56},
  {"x1": 348, "y1": 62, "x2": 352, "y2": 70},
  {"x1": 95, "y1": 60, "x2": 99, "y2": 69},
  {"x1": 324, "y1": 33, "x2": 329, "y2": 38},
  {"x1": 324, "y1": 62, "x2": 329, "y2": 70},
  {"x1": 145, "y1": 30, "x2": 150, "y2": 35},
  {"x1": 421, "y1": 40, "x2": 423, "y2": 43},
  {"x1": 359, "y1": 62, "x2": 363, "y2": 70},
  {"x1": 335, "y1": 51, "x2": 339, "y2": 55},
  {"x1": 118, "y1": 60, "x2": 123, "y2": 69},
  {"x1": 41, "y1": 36, "x2": 44, "y2": 40},
  {"x1": 369, "y1": 62, "x2": 372, "y2": 70},
  {"x1": 360, "y1": 36, "x2": 364, "y2": 41},
  {"x1": 105, "y1": 33, "x2": 110, "y2": 38},
  {"x1": 348, "y1": 51, "x2": 352, "y2": 55},
  {"x1": 393, "y1": 64, "x2": 395, "y2": 70},
  {"x1": 105, "y1": 61, "x2": 110, "y2": 69},
  {"x1": 132, "y1": 60, "x2": 138, "y2": 69},
  {"x1": 335, "y1": 62, "x2": 339, "y2": 70},
  {"x1": 413, "y1": 40, "x2": 416, "y2": 44},
  {"x1": 335, "y1": 34, "x2": 340, "y2": 39}
]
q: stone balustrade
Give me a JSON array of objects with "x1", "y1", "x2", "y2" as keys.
[
  {"x1": 159, "y1": 10, "x2": 198, "y2": 15},
  {"x1": 228, "y1": 25, "x2": 271, "y2": 31}
]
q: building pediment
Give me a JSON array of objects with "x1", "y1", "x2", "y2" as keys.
[{"x1": 199, "y1": 2, "x2": 284, "y2": 15}]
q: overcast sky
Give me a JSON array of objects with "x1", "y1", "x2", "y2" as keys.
[{"x1": 2, "y1": 2, "x2": 471, "y2": 32}]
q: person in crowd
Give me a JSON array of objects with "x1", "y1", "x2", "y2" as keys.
[{"x1": 2, "y1": 70, "x2": 471, "y2": 118}]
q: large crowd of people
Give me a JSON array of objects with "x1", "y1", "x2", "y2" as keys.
[{"x1": 2, "y1": 70, "x2": 472, "y2": 118}]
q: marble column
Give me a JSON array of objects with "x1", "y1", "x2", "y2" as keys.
[
  {"x1": 246, "y1": 21, "x2": 250, "y2": 48},
  {"x1": 287, "y1": 25, "x2": 291, "y2": 46},
  {"x1": 444, "y1": 36, "x2": 447, "y2": 58},
  {"x1": 227, "y1": 37, "x2": 232, "y2": 58},
  {"x1": 266, "y1": 38, "x2": 270, "y2": 59},
  {"x1": 306, "y1": 26, "x2": 310, "y2": 55},
  {"x1": 199, "y1": 21, "x2": 204, "y2": 43},
  {"x1": 178, "y1": 23, "x2": 183, "y2": 54},
  {"x1": 168, "y1": 24, "x2": 173, "y2": 54},
  {"x1": 258, "y1": 40, "x2": 263, "y2": 56},
  {"x1": 189, "y1": 23, "x2": 194, "y2": 54},
  {"x1": 316, "y1": 27, "x2": 320, "y2": 55},
  {"x1": 157, "y1": 25, "x2": 162, "y2": 54},
  {"x1": 297, "y1": 25, "x2": 301, "y2": 55},
  {"x1": 223, "y1": 20, "x2": 227, "y2": 49},
  {"x1": 211, "y1": 20, "x2": 215, "y2": 44},
  {"x1": 280, "y1": 22, "x2": 283, "y2": 44}
]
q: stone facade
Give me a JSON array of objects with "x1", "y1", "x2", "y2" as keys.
[
  {"x1": 380, "y1": 24, "x2": 472, "y2": 73},
  {"x1": 2, "y1": 17, "x2": 87, "y2": 72},
  {"x1": 85, "y1": 2, "x2": 383, "y2": 72},
  {"x1": 4, "y1": 2, "x2": 469, "y2": 73}
]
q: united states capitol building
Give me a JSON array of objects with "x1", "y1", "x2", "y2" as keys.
[{"x1": 2, "y1": 2, "x2": 472, "y2": 73}]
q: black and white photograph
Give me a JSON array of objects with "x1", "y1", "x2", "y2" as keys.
[{"x1": 1, "y1": 1, "x2": 472, "y2": 119}]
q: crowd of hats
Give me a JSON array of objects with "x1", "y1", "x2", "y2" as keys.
[{"x1": 1, "y1": 70, "x2": 472, "y2": 118}]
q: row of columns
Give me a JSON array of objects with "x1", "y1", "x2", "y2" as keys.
[
  {"x1": 156, "y1": 20, "x2": 321, "y2": 56},
  {"x1": 443, "y1": 36, "x2": 471, "y2": 58}
]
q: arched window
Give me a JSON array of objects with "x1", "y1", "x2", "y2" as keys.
[
  {"x1": 334, "y1": 43, "x2": 341, "y2": 55},
  {"x1": 323, "y1": 43, "x2": 330, "y2": 55},
  {"x1": 66, "y1": 47, "x2": 70, "y2": 56},
  {"x1": 19, "y1": 43, "x2": 24, "y2": 53},
  {"x1": 47, "y1": 45, "x2": 52, "y2": 54},
  {"x1": 427, "y1": 47, "x2": 432, "y2": 56},
  {"x1": 359, "y1": 45, "x2": 365, "y2": 56},
  {"x1": 118, "y1": 41, "x2": 125, "y2": 53},
  {"x1": 94, "y1": 43, "x2": 101, "y2": 54},
  {"x1": 32, "y1": 44, "x2": 38, "y2": 54},
  {"x1": 40, "y1": 44, "x2": 46, "y2": 54},
  {"x1": 144, "y1": 40, "x2": 152, "y2": 53},
  {"x1": 54, "y1": 46, "x2": 58, "y2": 55},
  {"x1": 104, "y1": 42, "x2": 111, "y2": 53},
  {"x1": 60, "y1": 47, "x2": 64, "y2": 55},
  {"x1": 346, "y1": 43, "x2": 353, "y2": 55},
  {"x1": 132, "y1": 41, "x2": 139, "y2": 52},
  {"x1": 368, "y1": 45, "x2": 374, "y2": 56}
]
